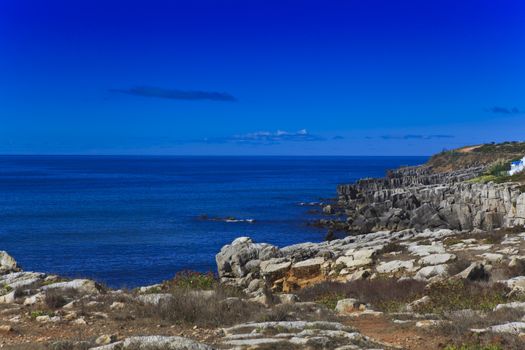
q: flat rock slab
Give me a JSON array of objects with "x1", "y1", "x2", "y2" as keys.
[
  {"x1": 488, "y1": 322, "x2": 525, "y2": 334},
  {"x1": 42, "y1": 279, "x2": 101, "y2": 295},
  {"x1": 418, "y1": 253, "x2": 455, "y2": 266},
  {"x1": 90, "y1": 336, "x2": 214, "y2": 350},
  {"x1": 335, "y1": 256, "x2": 373, "y2": 269},
  {"x1": 376, "y1": 260, "x2": 415, "y2": 273},
  {"x1": 494, "y1": 301, "x2": 525, "y2": 312},
  {"x1": 408, "y1": 244, "x2": 446, "y2": 256},
  {"x1": 221, "y1": 320, "x2": 383, "y2": 349},
  {"x1": 415, "y1": 264, "x2": 448, "y2": 280}
]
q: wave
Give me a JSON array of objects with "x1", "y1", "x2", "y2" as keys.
[
  {"x1": 198, "y1": 215, "x2": 256, "y2": 223},
  {"x1": 298, "y1": 201, "x2": 324, "y2": 206}
]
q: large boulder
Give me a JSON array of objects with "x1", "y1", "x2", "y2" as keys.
[
  {"x1": 0, "y1": 251, "x2": 19, "y2": 274},
  {"x1": 216, "y1": 237, "x2": 279, "y2": 279}
]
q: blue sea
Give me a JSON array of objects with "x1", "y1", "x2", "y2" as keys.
[{"x1": 0, "y1": 156, "x2": 426, "y2": 288}]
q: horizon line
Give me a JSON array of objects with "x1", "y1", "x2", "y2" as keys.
[{"x1": 0, "y1": 154, "x2": 431, "y2": 157}]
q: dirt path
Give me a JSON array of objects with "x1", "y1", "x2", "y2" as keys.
[{"x1": 346, "y1": 315, "x2": 448, "y2": 350}]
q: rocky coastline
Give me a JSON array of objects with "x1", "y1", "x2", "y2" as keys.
[{"x1": 3, "y1": 144, "x2": 525, "y2": 349}]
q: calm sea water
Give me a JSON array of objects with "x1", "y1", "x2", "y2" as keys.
[{"x1": 0, "y1": 156, "x2": 426, "y2": 287}]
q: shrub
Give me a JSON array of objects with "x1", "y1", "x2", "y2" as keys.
[
  {"x1": 45, "y1": 288, "x2": 79, "y2": 309},
  {"x1": 0, "y1": 283, "x2": 12, "y2": 296},
  {"x1": 168, "y1": 270, "x2": 217, "y2": 290},
  {"x1": 414, "y1": 280, "x2": 511, "y2": 314},
  {"x1": 486, "y1": 161, "x2": 511, "y2": 177},
  {"x1": 30, "y1": 310, "x2": 54, "y2": 318},
  {"x1": 136, "y1": 286, "x2": 264, "y2": 327}
]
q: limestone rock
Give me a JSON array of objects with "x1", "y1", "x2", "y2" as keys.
[
  {"x1": 408, "y1": 244, "x2": 446, "y2": 257},
  {"x1": 489, "y1": 322, "x2": 525, "y2": 334},
  {"x1": 260, "y1": 260, "x2": 291, "y2": 279},
  {"x1": 494, "y1": 302, "x2": 525, "y2": 312},
  {"x1": 335, "y1": 298, "x2": 366, "y2": 315},
  {"x1": 335, "y1": 256, "x2": 372, "y2": 269},
  {"x1": 376, "y1": 260, "x2": 415, "y2": 273},
  {"x1": 0, "y1": 251, "x2": 18, "y2": 274},
  {"x1": 0, "y1": 291, "x2": 15, "y2": 304},
  {"x1": 96, "y1": 334, "x2": 118, "y2": 345},
  {"x1": 89, "y1": 336, "x2": 214, "y2": 350},
  {"x1": 415, "y1": 264, "x2": 448, "y2": 280},
  {"x1": 42, "y1": 279, "x2": 101, "y2": 295},
  {"x1": 418, "y1": 253, "x2": 455, "y2": 266},
  {"x1": 216, "y1": 237, "x2": 278, "y2": 280},
  {"x1": 291, "y1": 257, "x2": 324, "y2": 278},
  {"x1": 136, "y1": 293, "x2": 173, "y2": 306}
]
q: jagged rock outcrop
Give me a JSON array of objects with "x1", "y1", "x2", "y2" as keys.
[
  {"x1": 216, "y1": 229, "x2": 462, "y2": 295},
  {"x1": 335, "y1": 165, "x2": 525, "y2": 233},
  {"x1": 0, "y1": 251, "x2": 19, "y2": 274}
]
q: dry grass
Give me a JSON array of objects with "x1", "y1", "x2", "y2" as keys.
[
  {"x1": 296, "y1": 278, "x2": 426, "y2": 312},
  {"x1": 415, "y1": 279, "x2": 513, "y2": 314},
  {"x1": 138, "y1": 288, "x2": 264, "y2": 327},
  {"x1": 437, "y1": 308, "x2": 525, "y2": 350},
  {"x1": 446, "y1": 258, "x2": 472, "y2": 276},
  {"x1": 45, "y1": 288, "x2": 79, "y2": 309}
]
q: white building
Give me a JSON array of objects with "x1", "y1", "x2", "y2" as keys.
[{"x1": 509, "y1": 156, "x2": 525, "y2": 176}]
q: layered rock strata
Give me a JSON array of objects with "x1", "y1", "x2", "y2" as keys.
[{"x1": 334, "y1": 165, "x2": 525, "y2": 233}]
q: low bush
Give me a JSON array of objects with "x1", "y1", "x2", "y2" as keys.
[
  {"x1": 30, "y1": 310, "x2": 54, "y2": 318},
  {"x1": 166, "y1": 270, "x2": 217, "y2": 290},
  {"x1": 45, "y1": 288, "x2": 79, "y2": 309}
]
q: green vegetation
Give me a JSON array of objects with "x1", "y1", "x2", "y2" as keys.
[
  {"x1": 0, "y1": 283, "x2": 13, "y2": 296},
  {"x1": 486, "y1": 160, "x2": 512, "y2": 177},
  {"x1": 169, "y1": 270, "x2": 217, "y2": 290},
  {"x1": 414, "y1": 279, "x2": 512, "y2": 314},
  {"x1": 468, "y1": 158, "x2": 525, "y2": 185},
  {"x1": 30, "y1": 310, "x2": 54, "y2": 318},
  {"x1": 41, "y1": 278, "x2": 67, "y2": 286},
  {"x1": 473, "y1": 141, "x2": 525, "y2": 154},
  {"x1": 426, "y1": 141, "x2": 525, "y2": 173}
]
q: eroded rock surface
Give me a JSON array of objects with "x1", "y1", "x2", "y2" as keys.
[{"x1": 334, "y1": 165, "x2": 525, "y2": 233}]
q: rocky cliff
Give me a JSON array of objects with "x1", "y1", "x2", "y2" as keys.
[{"x1": 332, "y1": 164, "x2": 525, "y2": 233}]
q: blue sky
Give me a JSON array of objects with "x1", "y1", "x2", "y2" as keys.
[{"x1": 1, "y1": 0, "x2": 524, "y2": 155}]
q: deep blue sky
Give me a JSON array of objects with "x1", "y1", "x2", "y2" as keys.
[{"x1": 1, "y1": 0, "x2": 524, "y2": 155}]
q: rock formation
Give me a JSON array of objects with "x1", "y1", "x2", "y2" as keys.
[{"x1": 331, "y1": 164, "x2": 525, "y2": 233}]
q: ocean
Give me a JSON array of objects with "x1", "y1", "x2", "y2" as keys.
[{"x1": 0, "y1": 156, "x2": 427, "y2": 287}]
